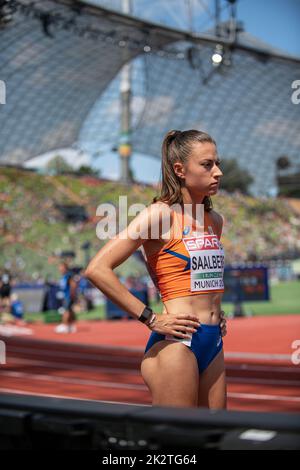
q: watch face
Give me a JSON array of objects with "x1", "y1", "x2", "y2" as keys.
[{"x1": 144, "y1": 307, "x2": 153, "y2": 318}]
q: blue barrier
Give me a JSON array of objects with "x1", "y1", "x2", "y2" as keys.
[
  {"x1": 223, "y1": 265, "x2": 270, "y2": 303},
  {"x1": 42, "y1": 283, "x2": 63, "y2": 311},
  {"x1": 222, "y1": 264, "x2": 270, "y2": 317},
  {"x1": 11, "y1": 300, "x2": 24, "y2": 319},
  {"x1": 12, "y1": 283, "x2": 63, "y2": 312},
  {"x1": 12, "y1": 285, "x2": 45, "y2": 313}
]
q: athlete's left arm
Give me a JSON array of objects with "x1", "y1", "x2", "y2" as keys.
[
  {"x1": 210, "y1": 210, "x2": 224, "y2": 240},
  {"x1": 211, "y1": 210, "x2": 227, "y2": 336}
]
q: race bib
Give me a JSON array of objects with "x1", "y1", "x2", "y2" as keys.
[{"x1": 183, "y1": 234, "x2": 225, "y2": 292}]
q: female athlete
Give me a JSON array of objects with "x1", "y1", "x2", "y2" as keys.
[{"x1": 85, "y1": 129, "x2": 227, "y2": 409}]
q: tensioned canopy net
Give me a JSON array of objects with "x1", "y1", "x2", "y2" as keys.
[{"x1": 0, "y1": 0, "x2": 300, "y2": 195}]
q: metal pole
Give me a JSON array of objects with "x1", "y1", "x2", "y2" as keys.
[
  {"x1": 185, "y1": 0, "x2": 194, "y2": 33},
  {"x1": 215, "y1": 0, "x2": 220, "y2": 37},
  {"x1": 119, "y1": 0, "x2": 133, "y2": 185},
  {"x1": 228, "y1": 0, "x2": 237, "y2": 43}
]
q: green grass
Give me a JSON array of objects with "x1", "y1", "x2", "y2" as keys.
[
  {"x1": 23, "y1": 280, "x2": 300, "y2": 323},
  {"x1": 25, "y1": 305, "x2": 106, "y2": 324},
  {"x1": 2, "y1": 167, "x2": 300, "y2": 284}
]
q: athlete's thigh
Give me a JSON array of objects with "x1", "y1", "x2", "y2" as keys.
[
  {"x1": 141, "y1": 340, "x2": 199, "y2": 407},
  {"x1": 197, "y1": 348, "x2": 227, "y2": 410}
]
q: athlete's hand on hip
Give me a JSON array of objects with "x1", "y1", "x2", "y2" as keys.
[
  {"x1": 149, "y1": 313, "x2": 201, "y2": 339},
  {"x1": 219, "y1": 310, "x2": 227, "y2": 337}
]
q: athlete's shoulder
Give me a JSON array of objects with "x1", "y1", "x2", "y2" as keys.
[
  {"x1": 145, "y1": 202, "x2": 175, "y2": 240},
  {"x1": 210, "y1": 209, "x2": 224, "y2": 225},
  {"x1": 125, "y1": 201, "x2": 172, "y2": 242},
  {"x1": 209, "y1": 209, "x2": 224, "y2": 237},
  {"x1": 147, "y1": 201, "x2": 173, "y2": 219}
]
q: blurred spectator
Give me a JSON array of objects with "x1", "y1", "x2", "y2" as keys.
[
  {"x1": 10, "y1": 293, "x2": 26, "y2": 326},
  {"x1": 77, "y1": 269, "x2": 93, "y2": 311},
  {"x1": 55, "y1": 262, "x2": 77, "y2": 333},
  {"x1": 77, "y1": 269, "x2": 89, "y2": 296},
  {"x1": 0, "y1": 271, "x2": 11, "y2": 315},
  {"x1": 124, "y1": 275, "x2": 147, "y2": 291}
]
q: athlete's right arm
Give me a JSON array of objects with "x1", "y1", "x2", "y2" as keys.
[
  {"x1": 85, "y1": 203, "x2": 167, "y2": 321},
  {"x1": 85, "y1": 204, "x2": 200, "y2": 336}
]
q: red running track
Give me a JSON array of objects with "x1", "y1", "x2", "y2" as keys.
[{"x1": 0, "y1": 315, "x2": 299, "y2": 413}]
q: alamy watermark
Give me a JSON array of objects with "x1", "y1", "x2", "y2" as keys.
[
  {"x1": 0, "y1": 340, "x2": 6, "y2": 365},
  {"x1": 0, "y1": 80, "x2": 6, "y2": 105},
  {"x1": 291, "y1": 80, "x2": 300, "y2": 104},
  {"x1": 291, "y1": 340, "x2": 300, "y2": 365},
  {"x1": 95, "y1": 198, "x2": 205, "y2": 240}
]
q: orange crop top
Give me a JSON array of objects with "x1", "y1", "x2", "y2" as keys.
[{"x1": 141, "y1": 207, "x2": 225, "y2": 302}]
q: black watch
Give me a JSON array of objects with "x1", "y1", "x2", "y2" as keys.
[{"x1": 138, "y1": 306, "x2": 153, "y2": 323}]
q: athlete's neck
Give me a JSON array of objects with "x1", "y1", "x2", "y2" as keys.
[
  {"x1": 180, "y1": 188, "x2": 206, "y2": 231},
  {"x1": 181, "y1": 188, "x2": 206, "y2": 217},
  {"x1": 181, "y1": 187, "x2": 206, "y2": 206}
]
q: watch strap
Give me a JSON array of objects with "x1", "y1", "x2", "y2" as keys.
[{"x1": 138, "y1": 306, "x2": 153, "y2": 323}]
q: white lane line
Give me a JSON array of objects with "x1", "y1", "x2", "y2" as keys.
[
  {"x1": 225, "y1": 352, "x2": 291, "y2": 361},
  {"x1": 6, "y1": 342, "x2": 295, "y2": 362},
  {"x1": 8, "y1": 355, "x2": 299, "y2": 376},
  {"x1": 0, "y1": 384, "x2": 299, "y2": 405},
  {"x1": 0, "y1": 371, "x2": 147, "y2": 391},
  {"x1": 227, "y1": 364, "x2": 300, "y2": 373},
  {"x1": 6, "y1": 346, "x2": 297, "y2": 367},
  {"x1": 0, "y1": 336, "x2": 144, "y2": 353},
  {"x1": 4, "y1": 357, "x2": 300, "y2": 387},
  {"x1": 6, "y1": 346, "x2": 140, "y2": 363},
  {"x1": 0, "y1": 388, "x2": 149, "y2": 406},
  {"x1": 6, "y1": 356, "x2": 140, "y2": 375},
  {"x1": 228, "y1": 392, "x2": 300, "y2": 403},
  {"x1": 3, "y1": 330, "x2": 299, "y2": 359},
  {"x1": 228, "y1": 377, "x2": 300, "y2": 386},
  {"x1": 1, "y1": 370, "x2": 300, "y2": 401},
  {"x1": 0, "y1": 326, "x2": 33, "y2": 336}
]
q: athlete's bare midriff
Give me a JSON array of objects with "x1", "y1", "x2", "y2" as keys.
[
  {"x1": 143, "y1": 203, "x2": 224, "y2": 325},
  {"x1": 163, "y1": 292, "x2": 223, "y2": 325}
]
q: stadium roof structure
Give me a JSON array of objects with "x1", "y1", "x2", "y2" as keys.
[{"x1": 0, "y1": 0, "x2": 300, "y2": 195}]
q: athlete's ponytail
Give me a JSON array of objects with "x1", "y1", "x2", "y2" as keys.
[{"x1": 153, "y1": 129, "x2": 215, "y2": 212}]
